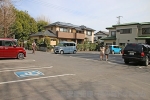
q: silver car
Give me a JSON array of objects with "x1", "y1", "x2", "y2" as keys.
[{"x1": 54, "y1": 41, "x2": 77, "y2": 54}]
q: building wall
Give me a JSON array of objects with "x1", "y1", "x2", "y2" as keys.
[
  {"x1": 104, "y1": 40, "x2": 116, "y2": 45},
  {"x1": 94, "y1": 34, "x2": 108, "y2": 43},
  {"x1": 46, "y1": 25, "x2": 94, "y2": 43},
  {"x1": 115, "y1": 25, "x2": 138, "y2": 45},
  {"x1": 108, "y1": 29, "x2": 116, "y2": 37},
  {"x1": 84, "y1": 30, "x2": 94, "y2": 43},
  {"x1": 138, "y1": 25, "x2": 150, "y2": 36}
]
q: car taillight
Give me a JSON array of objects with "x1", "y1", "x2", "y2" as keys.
[
  {"x1": 122, "y1": 51, "x2": 124, "y2": 55},
  {"x1": 141, "y1": 52, "x2": 145, "y2": 57}
]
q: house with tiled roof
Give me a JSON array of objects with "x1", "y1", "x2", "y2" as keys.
[
  {"x1": 44, "y1": 22, "x2": 95, "y2": 44},
  {"x1": 101, "y1": 22, "x2": 150, "y2": 46},
  {"x1": 30, "y1": 30, "x2": 57, "y2": 45},
  {"x1": 94, "y1": 30, "x2": 109, "y2": 43}
]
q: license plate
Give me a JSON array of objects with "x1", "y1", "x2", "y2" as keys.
[{"x1": 129, "y1": 53, "x2": 134, "y2": 55}]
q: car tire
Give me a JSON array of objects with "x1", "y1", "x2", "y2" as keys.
[
  {"x1": 73, "y1": 50, "x2": 76, "y2": 54},
  {"x1": 17, "y1": 53, "x2": 24, "y2": 60},
  {"x1": 60, "y1": 50, "x2": 64, "y2": 54},
  {"x1": 143, "y1": 56, "x2": 149, "y2": 66},
  {"x1": 124, "y1": 59, "x2": 129, "y2": 64}
]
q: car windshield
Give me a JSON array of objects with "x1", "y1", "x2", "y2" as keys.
[
  {"x1": 124, "y1": 44, "x2": 142, "y2": 52},
  {"x1": 113, "y1": 46, "x2": 119, "y2": 48},
  {"x1": 57, "y1": 43, "x2": 64, "y2": 46}
]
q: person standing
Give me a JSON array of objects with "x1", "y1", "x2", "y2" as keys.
[
  {"x1": 99, "y1": 45, "x2": 105, "y2": 61},
  {"x1": 32, "y1": 41, "x2": 36, "y2": 54},
  {"x1": 105, "y1": 45, "x2": 110, "y2": 61}
]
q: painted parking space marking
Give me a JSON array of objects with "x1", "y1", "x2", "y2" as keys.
[
  {"x1": 15, "y1": 70, "x2": 44, "y2": 78},
  {"x1": 0, "y1": 74, "x2": 75, "y2": 85},
  {"x1": 0, "y1": 66, "x2": 53, "y2": 73},
  {"x1": 0, "y1": 59, "x2": 36, "y2": 63}
]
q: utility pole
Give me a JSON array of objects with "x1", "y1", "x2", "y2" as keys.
[{"x1": 117, "y1": 16, "x2": 122, "y2": 25}]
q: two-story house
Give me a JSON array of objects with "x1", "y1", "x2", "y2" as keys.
[
  {"x1": 94, "y1": 31, "x2": 109, "y2": 43},
  {"x1": 101, "y1": 22, "x2": 150, "y2": 46},
  {"x1": 44, "y1": 22, "x2": 95, "y2": 44}
]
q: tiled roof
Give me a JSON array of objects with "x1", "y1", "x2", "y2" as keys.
[
  {"x1": 106, "y1": 27, "x2": 115, "y2": 29},
  {"x1": 106, "y1": 22, "x2": 150, "y2": 29},
  {"x1": 135, "y1": 36, "x2": 150, "y2": 40},
  {"x1": 30, "y1": 30, "x2": 57, "y2": 37},
  {"x1": 94, "y1": 31, "x2": 109, "y2": 36},
  {"x1": 46, "y1": 22, "x2": 95, "y2": 31},
  {"x1": 113, "y1": 22, "x2": 139, "y2": 27}
]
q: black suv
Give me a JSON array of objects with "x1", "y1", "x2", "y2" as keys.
[{"x1": 122, "y1": 43, "x2": 150, "y2": 66}]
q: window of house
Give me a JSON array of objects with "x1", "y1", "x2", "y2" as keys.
[
  {"x1": 86, "y1": 31, "x2": 92, "y2": 36},
  {"x1": 120, "y1": 29, "x2": 132, "y2": 34},
  {"x1": 111, "y1": 31, "x2": 116, "y2": 37},
  {"x1": 142, "y1": 28, "x2": 150, "y2": 34},
  {"x1": 60, "y1": 27, "x2": 69, "y2": 32},
  {"x1": 98, "y1": 36, "x2": 102, "y2": 39},
  {"x1": 77, "y1": 30, "x2": 83, "y2": 33},
  {"x1": 51, "y1": 27, "x2": 53, "y2": 30}
]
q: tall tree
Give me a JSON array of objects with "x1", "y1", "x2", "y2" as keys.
[
  {"x1": 0, "y1": 0, "x2": 16, "y2": 38},
  {"x1": 37, "y1": 20, "x2": 49, "y2": 32},
  {"x1": 36, "y1": 16, "x2": 49, "y2": 32},
  {"x1": 11, "y1": 10, "x2": 38, "y2": 41}
]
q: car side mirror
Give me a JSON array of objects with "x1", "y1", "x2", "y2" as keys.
[{"x1": 13, "y1": 45, "x2": 16, "y2": 47}]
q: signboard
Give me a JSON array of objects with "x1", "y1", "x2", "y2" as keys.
[{"x1": 15, "y1": 70, "x2": 44, "y2": 78}]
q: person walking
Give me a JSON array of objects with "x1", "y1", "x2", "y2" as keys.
[
  {"x1": 32, "y1": 41, "x2": 36, "y2": 54},
  {"x1": 105, "y1": 45, "x2": 110, "y2": 61},
  {"x1": 99, "y1": 44, "x2": 105, "y2": 61}
]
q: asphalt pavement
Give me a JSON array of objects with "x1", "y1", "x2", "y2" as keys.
[{"x1": 0, "y1": 50, "x2": 149, "y2": 100}]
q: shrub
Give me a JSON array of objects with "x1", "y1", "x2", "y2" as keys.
[
  {"x1": 89, "y1": 43, "x2": 97, "y2": 51},
  {"x1": 44, "y1": 37, "x2": 51, "y2": 47}
]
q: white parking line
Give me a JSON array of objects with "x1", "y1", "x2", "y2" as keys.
[
  {"x1": 86, "y1": 59, "x2": 90, "y2": 60},
  {"x1": 0, "y1": 74, "x2": 75, "y2": 85},
  {"x1": 0, "y1": 59, "x2": 36, "y2": 63},
  {"x1": 0, "y1": 66, "x2": 53, "y2": 73}
]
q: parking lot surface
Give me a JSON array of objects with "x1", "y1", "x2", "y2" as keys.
[{"x1": 0, "y1": 50, "x2": 150, "y2": 100}]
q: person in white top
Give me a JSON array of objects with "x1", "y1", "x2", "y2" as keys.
[
  {"x1": 32, "y1": 41, "x2": 36, "y2": 54},
  {"x1": 99, "y1": 45, "x2": 105, "y2": 60}
]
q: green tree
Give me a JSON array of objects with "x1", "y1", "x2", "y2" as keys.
[
  {"x1": 37, "y1": 20, "x2": 49, "y2": 32},
  {"x1": 11, "y1": 10, "x2": 38, "y2": 42},
  {"x1": 44, "y1": 36, "x2": 51, "y2": 46}
]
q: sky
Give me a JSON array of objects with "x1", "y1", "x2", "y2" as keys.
[{"x1": 13, "y1": 0, "x2": 150, "y2": 32}]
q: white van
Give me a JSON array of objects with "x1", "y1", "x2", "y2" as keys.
[{"x1": 54, "y1": 41, "x2": 77, "y2": 54}]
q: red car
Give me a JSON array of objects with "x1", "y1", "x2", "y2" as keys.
[{"x1": 0, "y1": 38, "x2": 26, "y2": 59}]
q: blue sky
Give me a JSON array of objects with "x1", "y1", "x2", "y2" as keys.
[{"x1": 14, "y1": 0, "x2": 150, "y2": 32}]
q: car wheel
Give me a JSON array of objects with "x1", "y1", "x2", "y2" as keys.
[
  {"x1": 124, "y1": 59, "x2": 129, "y2": 64},
  {"x1": 73, "y1": 50, "x2": 76, "y2": 54},
  {"x1": 143, "y1": 56, "x2": 149, "y2": 66},
  {"x1": 112, "y1": 51, "x2": 115, "y2": 54},
  {"x1": 60, "y1": 50, "x2": 64, "y2": 54},
  {"x1": 17, "y1": 53, "x2": 24, "y2": 60}
]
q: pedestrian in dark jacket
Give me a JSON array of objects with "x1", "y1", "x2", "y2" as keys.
[{"x1": 105, "y1": 45, "x2": 110, "y2": 61}]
